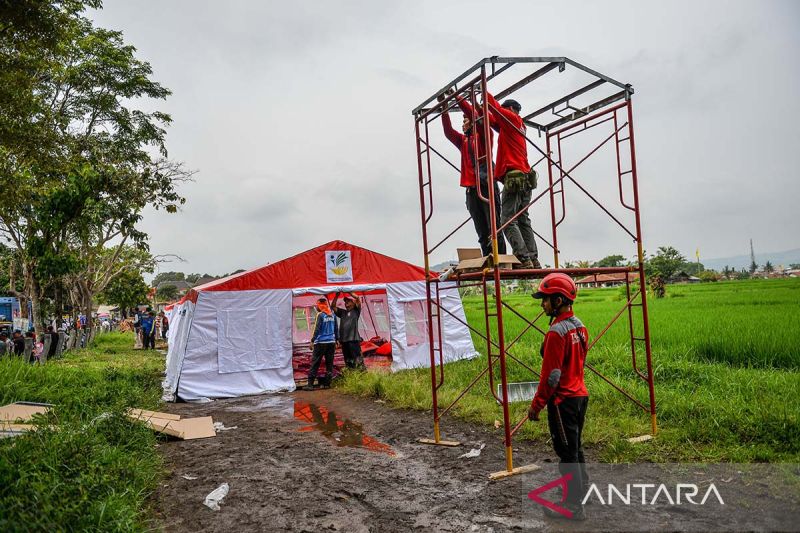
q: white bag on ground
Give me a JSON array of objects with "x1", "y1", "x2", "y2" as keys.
[{"x1": 203, "y1": 483, "x2": 229, "y2": 511}]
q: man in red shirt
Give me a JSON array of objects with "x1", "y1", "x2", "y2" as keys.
[
  {"x1": 486, "y1": 93, "x2": 541, "y2": 269},
  {"x1": 438, "y1": 93, "x2": 506, "y2": 257},
  {"x1": 529, "y1": 273, "x2": 589, "y2": 520}
]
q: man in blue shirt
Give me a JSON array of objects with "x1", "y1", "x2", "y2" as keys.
[
  {"x1": 140, "y1": 311, "x2": 156, "y2": 350},
  {"x1": 305, "y1": 297, "x2": 337, "y2": 390}
]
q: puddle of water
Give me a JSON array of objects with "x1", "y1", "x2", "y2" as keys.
[
  {"x1": 225, "y1": 394, "x2": 295, "y2": 416},
  {"x1": 294, "y1": 402, "x2": 395, "y2": 456}
]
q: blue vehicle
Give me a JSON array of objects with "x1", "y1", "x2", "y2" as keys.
[{"x1": 0, "y1": 297, "x2": 21, "y2": 336}]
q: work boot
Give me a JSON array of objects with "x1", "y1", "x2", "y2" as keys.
[
  {"x1": 514, "y1": 259, "x2": 534, "y2": 270},
  {"x1": 531, "y1": 258, "x2": 542, "y2": 269},
  {"x1": 542, "y1": 503, "x2": 586, "y2": 521},
  {"x1": 303, "y1": 379, "x2": 316, "y2": 391}
]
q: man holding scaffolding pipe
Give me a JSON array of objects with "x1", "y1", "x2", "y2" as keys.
[
  {"x1": 438, "y1": 92, "x2": 506, "y2": 258},
  {"x1": 486, "y1": 93, "x2": 541, "y2": 269}
]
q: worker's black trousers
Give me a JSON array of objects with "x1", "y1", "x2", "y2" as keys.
[
  {"x1": 547, "y1": 396, "x2": 589, "y2": 506},
  {"x1": 465, "y1": 167, "x2": 507, "y2": 257},
  {"x1": 341, "y1": 341, "x2": 364, "y2": 369},
  {"x1": 308, "y1": 343, "x2": 335, "y2": 385}
]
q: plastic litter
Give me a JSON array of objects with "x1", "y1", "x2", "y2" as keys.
[
  {"x1": 203, "y1": 483, "x2": 229, "y2": 511},
  {"x1": 182, "y1": 474, "x2": 198, "y2": 480},
  {"x1": 213, "y1": 422, "x2": 238, "y2": 431},
  {"x1": 459, "y1": 443, "x2": 485, "y2": 459},
  {"x1": 188, "y1": 397, "x2": 214, "y2": 404}
]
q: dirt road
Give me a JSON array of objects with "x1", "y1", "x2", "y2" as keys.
[{"x1": 153, "y1": 391, "x2": 798, "y2": 532}]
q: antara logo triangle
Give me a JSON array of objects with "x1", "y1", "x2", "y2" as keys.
[{"x1": 527, "y1": 473, "x2": 573, "y2": 518}]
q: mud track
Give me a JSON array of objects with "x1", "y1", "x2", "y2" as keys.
[{"x1": 153, "y1": 391, "x2": 798, "y2": 532}]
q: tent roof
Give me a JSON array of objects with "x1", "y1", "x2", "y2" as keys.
[{"x1": 184, "y1": 241, "x2": 428, "y2": 300}]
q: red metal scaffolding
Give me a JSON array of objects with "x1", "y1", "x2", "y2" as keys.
[{"x1": 412, "y1": 57, "x2": 657, "y2": 477}]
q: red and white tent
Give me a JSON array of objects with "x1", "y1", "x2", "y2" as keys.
[{"x1": 163, "y1": 241, "x2": 477, "y2": 401}]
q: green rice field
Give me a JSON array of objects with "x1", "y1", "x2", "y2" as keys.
[{"x1": 340, "y1": 278, "x2": 800, "y2": 462}]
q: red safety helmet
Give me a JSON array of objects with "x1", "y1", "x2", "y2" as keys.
[{"x1": 533, "y1": 273, "x2": 578, "y2": 301}]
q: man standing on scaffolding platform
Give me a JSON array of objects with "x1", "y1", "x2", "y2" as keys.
[
  {"x1": 486, "y1": 93, "x2": 541, "y2": 269},
  {"x1": 529, "y1": 273, "x2": 589, "y2": 521},
  {"x1": 438, "y1": 93, "x2": 506, "y2": 258}
]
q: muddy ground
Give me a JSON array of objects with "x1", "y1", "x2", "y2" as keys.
[{"x1": 153, "y1": 391, "x2": 799, "y2": 532}]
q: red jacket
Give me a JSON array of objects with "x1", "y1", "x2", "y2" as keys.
[
  {"x1": 486, "y1": 92, "x2": 530, "y2": 180},
  {"x1": 441, "y1": 110, "x2": 488, "y2": 188},
  {"x1": 456, "y1": 97, "x2": 496, "y2": 163},
  {"x1": 530, "y1": 310, "x2": 589, "y2": 412}
]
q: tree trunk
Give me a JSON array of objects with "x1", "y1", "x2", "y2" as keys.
[
  {"x1": 30, "y1": 276, "x2": 45, "y2": 335},
  {"x1": 80, "y1": 285, "x2": 94, "y2": 347}
]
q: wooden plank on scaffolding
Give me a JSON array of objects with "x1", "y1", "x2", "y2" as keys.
[
  {"x1": 627, "y1": 434, "x2": 653, "y2": 443},
  {"x1": 489, "y1": 463, "x2": 540, "y2": 481},
  {"x1": 417, "y1": 438, "x2": 461, "y2": 447}
]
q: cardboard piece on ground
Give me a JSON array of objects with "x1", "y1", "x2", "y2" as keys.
[
  {"x1": 126, "y1": 408, "x2": 181, "y2": 421},
  {"x1": 126, "y1": 409, "x2": 216, "y2": 440},
  {"x1": 455, "y1": 248, "x2": 520, "y2": 273},
  {"x1": 0, "y1": 403, "x2": 50, "y2": 422}
]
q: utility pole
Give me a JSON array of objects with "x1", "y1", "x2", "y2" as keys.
[{"x1": 749, "y1": 239, "x2": 757, "y2": 274}]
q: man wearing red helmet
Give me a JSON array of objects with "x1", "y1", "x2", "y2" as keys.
[{"x1": 529, "y1": 273, "x2": 589, "y2": 521}]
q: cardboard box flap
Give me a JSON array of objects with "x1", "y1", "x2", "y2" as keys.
[
  {"x1": 457, "y1": 248, "x2": 483, "y2": 261},
  {"x1": 454, "y1": 249, "x2": 521, "y2": 272}
]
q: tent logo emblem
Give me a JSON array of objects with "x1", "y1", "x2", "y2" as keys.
[{"x1": 326, "y1": 250, "x2": 353, "y2": 283}]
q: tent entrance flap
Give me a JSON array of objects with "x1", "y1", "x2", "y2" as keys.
[{"x1": 291, "y1": 289, "x2": 393, "y2": 382}]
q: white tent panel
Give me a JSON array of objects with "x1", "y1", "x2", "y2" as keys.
[
  {"x1": 386, "y1": 281, "x2": 478, "y2": 371},
  {"x1": 162, "y1": 299, "x2": 195, "y2": 400},
  {"x1": 176, "y1": 289, "x2": 295, "y2": 400}
]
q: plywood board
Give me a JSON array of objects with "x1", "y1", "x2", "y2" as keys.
[
  {"x1": 131, "y1": 413, "x2": 216, "y2": 440},
  {"x1": 417, "y1": 438, "x2": 461, "y2": 447},
  {"x1": 489, "y1": 463, "x2": 540, "y2": 480},
  {"x1": 173, "y1": 417, "x2": 217, "y2": 440},
  {"x1": 126, "y1": 408, "x2": 181, "y2": 421},
  {"x1": 0, "y1": 403, "x2": 50, "y2": 422}
]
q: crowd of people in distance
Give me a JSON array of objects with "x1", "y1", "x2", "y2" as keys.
[{"x1": 130, "y1": 308, "x2": 168, "y2": 350}]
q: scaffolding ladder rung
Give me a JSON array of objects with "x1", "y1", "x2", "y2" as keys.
[
  {"x1": 619, "y1": 170, "x2": 633, "y2": 176},
  {"x1": 617, "y1": 136, "x2": 630, "y2": 143}
]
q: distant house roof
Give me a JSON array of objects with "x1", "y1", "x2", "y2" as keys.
[
  {"x1": 156, "y1": 280, "x2": 193, "y2": 291},
  {"x1": 192, "y1": 276, "x2": 218, "y2": 287},
  {"x1": 670, "y1": 271, "x2": 701, "y2": 282},
  {"x1": 575, "y1": 272, "x2": 639, "y2": 285}
]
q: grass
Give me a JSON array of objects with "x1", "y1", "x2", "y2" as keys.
[
  {"x1": 0, "y1": 332, "x2": 164, "y2": 532},
  {"x1": 338, "y1": 278, "x2": 800, "y2": 462}
]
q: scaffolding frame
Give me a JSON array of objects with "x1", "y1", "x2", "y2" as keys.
[{"x1": 412, "y1": 57, "x2": 657, "y2": 477}]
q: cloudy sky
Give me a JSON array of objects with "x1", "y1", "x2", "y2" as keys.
[{"x1": 90, "y1": 0, "x2": 799, "y2": 275}]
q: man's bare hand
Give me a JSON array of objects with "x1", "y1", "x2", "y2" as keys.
[{"x1": 528, "y1": 406, "x2": 540, "y2": 421}]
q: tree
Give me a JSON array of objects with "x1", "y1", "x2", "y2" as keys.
[
  {"x1": 0, "y1": 4, "x2": 190, "y2": 333},
  {"x1": 790, "y1": 263, "x2": 800, "y2": 270},
  {"x1": 650, "y1": 275, "x2": 665, "y2": 298},
  {"x1": 749, "y1": 259, "x2": 758, "y2": 274},
  {"x1": 98, "y1": 267, "x2": 149, "y2": 313},
  {"x1": 647, "y1": 246, "x2": 686, "y2": 280},
  {"x1": 698, "y1": 270, "x2": 719, "y2": 282},
  {"x1": 679, "y1": 261, "x2": 705, "y2": 276},
  {"x1": 764, "y1": 261, "x2": 774, "y2": 273},
  {"x1": 722, "y1": 265, "x2": 733, "y2": 280},
  {"x1": 593, "y1": 254, "x2": 625, "y2": 268},
  {"x1": 156, "y1": 284, "x2": 179, "y2": 302},
  {"x1": 152, "y1": 271, "x2": 186, "y2": 287}
]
